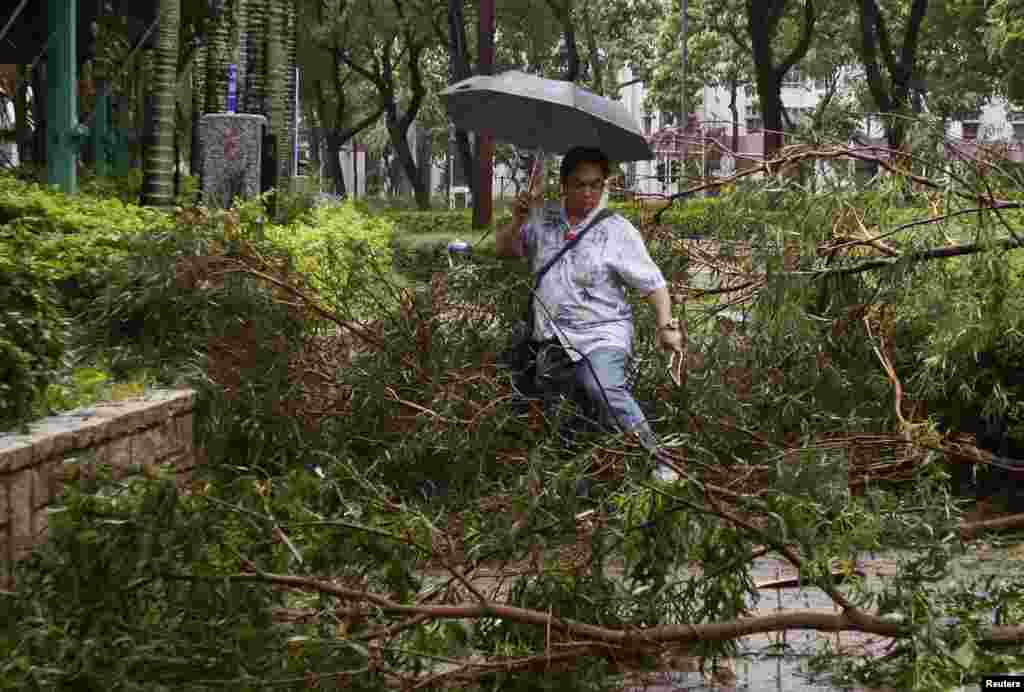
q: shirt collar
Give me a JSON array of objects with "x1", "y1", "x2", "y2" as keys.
[{"x1": 559, "y1": 200, "x2": 606, "y2": 229}]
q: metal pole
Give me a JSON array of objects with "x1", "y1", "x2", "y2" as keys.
[
  {"x1": 474, "y1": 0, "x2": 495, "y2": 228},
  {"x1": 47, "y1": 0, "x2": 80, "y2": 194}
]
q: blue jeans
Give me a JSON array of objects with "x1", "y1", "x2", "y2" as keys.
[
  {"x1": 575, "y1": 347, "x2": 650, "y2": 433},
  {"x1": 534, "y1": 344, "x2": 651, "y2": 439}
]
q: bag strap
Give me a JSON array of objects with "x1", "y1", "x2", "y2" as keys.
[
  {"x1": 525, "y1": 208, "x2": 616, "y2": 335},
  {"x1": 534, "y1": 209, "x2": 615, "y2": 287}
]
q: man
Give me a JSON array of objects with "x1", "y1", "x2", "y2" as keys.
[{"x1": 495, "y1": 146, "x2": 683, "y2": 481}]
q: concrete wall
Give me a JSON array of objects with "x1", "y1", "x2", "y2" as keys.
[{"x1": 0, "y1": 390, "x2": 198, "y2": 578}]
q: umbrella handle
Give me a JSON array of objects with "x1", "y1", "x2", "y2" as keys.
[
  {"x1": 527, "y1": 148, "x2": 545, "y2": 200},
  {"x1": 525, "y1": 148, "x2": 546, "y2": 225}
]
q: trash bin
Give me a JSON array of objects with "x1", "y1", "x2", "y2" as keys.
[{"x1": 446, "y1": 239, "x2": 472, "y2": 268}]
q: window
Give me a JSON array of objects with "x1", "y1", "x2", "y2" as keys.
[
  {"x1": 962, "y1": 123, "x2": 979, "y2": 141},
  {"x1": 655, "y1": 159, "x2": 682, "y2": 183},
  {"x1": 643, "y1": 115, "x2": 653, "y2": 134},
  {"x1": 745, "y1": 103, "x2": 761, "y2": 118},
  {"x1": 1013, "y1": 123, "x2": 1024, "y2": 142},
  {"x1": 746, "y1": 117, "x2": 763, "y2": 131},
  {"x1": 963, "y1": 110, "x2": 982, "y2": 123},
  {"x1": 743, "y1": 84, "x2": 756, "y2": 98},
  {"x1": 661, "y1": 110, "x2": 676, "y2": 127},
  {"x1": 1008, "y1": 110, "x2": 1024, "y2": 123}
]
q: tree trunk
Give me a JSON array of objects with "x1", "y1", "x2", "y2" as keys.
[
  {"x1": 325, "y1": 131, "x2": 345, "y2": 196},
  {"x1": 142, "y1": 0, "x2": 181, "y2": 208},
  {"x1": 473, "y1": 0, "x2": 495, "y2": 227},
  {"x1": 205, "y1": 0, "x2": 231, "y2": 114},
  {"x1": 546, "y1": 0, "x2": 580, "y2": 82},
  {"x1": 174, "y1": 102, "x2": 183, "y2": 197},
  {"x1": 417, "y1": 124, "x2": 433, "y2": 198},
  {"x1": 137, "y1": 47, "x2": 155, "y2": 172},
  {"x1": 389, "y1": 120, "x2": 430, "y2": 208},
  {"x1": 745, "y1": 0, "x2": 816, "y2": 159},
  {"x1": 245, "y1": 0, "x2": 267, "y2": 114},
  {"x1": 279, "y1": 0, "x2": 297, "y2": 188},
  {"x1": 581, "y1": 4, "x2": 603, "y2": 94},
  {"x1": 728, "y1": 77, "x2": 739, "y2": 155},
  {"x1": 308, "y1": 123, "x2": 320, "y2": 174},
  {"x1": 857, "y1": 0, "x2": 928, "y2": 153},
  {"x1": 266, "y1": 0, "x2": 286, "y2": 194},
  {"x1": 448, "y1": 0, "x2": 476, "y2": 199},
  {"x1": 385, "y1": 147, "x2": 405, "y2": 196},
  {"x1": 233, "y1": 0, "x2": 249, "y2": 110},
  {"x1": 190, "y1": 43, "x2": 206, "y2": 178}
]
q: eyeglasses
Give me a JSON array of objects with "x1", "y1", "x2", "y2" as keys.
[{"x1": 567, "y1": 178, "x2": 606, "y2": 193}]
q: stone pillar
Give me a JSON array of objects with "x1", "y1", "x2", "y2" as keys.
[{"x1": 200, "y1": 113, "x2": 267, "y2": 209}]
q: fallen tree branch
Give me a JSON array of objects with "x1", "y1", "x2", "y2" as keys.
[
  {"x1": 651, "y1": 142, "x2": 1015, "y2": 224},
  {"x1": 814, "y1": 235, "x2": 1024, "y2": 278},
  {"x1": 959, "y1": 512, "x2": 1024, "y2": 540},
  {"x1": 162, "y1": 571, "x2": 1024, "y2": 648}
]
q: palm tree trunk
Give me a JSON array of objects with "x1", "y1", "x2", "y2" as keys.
[
  {"x1": 205, "y1": 0, "x2": 231, "y2": 113},
  {"x1": 245, "y1": 0, "x2": 267, "y2": 114},
  {"x1": 136, "y1": 46, "x2": 153, "y2": 170},
  {"x1": 266, "y1": 0, "x2": 288, "y2": 192},
  {"x1": 264, "y1": 0, "x2": 287, "y2": 211},
  {"x1": 142, "y1": 0, "x2": 181, "y2": 208},
  {"x1": 190, "y1": 42, "x2": 206, "y2": 177},
  {"x1": 233, "y1": 0, "x2": 249, "y2": 110},
  {"x1": 278, "y1": 0, "x2": 297, "y2": 188}
]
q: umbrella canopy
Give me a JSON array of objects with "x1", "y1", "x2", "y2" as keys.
[{"x1": 440, "y1": 70, "x2": 654, "y2": 162}]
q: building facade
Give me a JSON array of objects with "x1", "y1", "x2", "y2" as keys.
[{"x1": 615, "y1": 65, "x2": 1024, "y2": 197}]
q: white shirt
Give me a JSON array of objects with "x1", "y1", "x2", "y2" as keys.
[{"x1": 517, "y1": 200, "x2": 667, "y2": 361}]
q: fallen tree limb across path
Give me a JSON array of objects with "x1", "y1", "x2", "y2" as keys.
[{"x1": 164, "y1": 571, "x2": 1024, "y2": 652}]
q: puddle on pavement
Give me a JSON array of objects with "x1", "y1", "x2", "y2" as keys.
[{"x1": 620, "y1": 548, "x2": 1024, "y2": 691}]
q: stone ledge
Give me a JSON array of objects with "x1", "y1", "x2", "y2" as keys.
[
  {"x1": 0, "y1": 390, "x2": 197, "y2": 474},
  {"x1": 1, "y1": 389, "x2": 200, "y2": 569}
]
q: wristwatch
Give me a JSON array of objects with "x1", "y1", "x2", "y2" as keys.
[{"x1": 657, "y1": 318, "x2": 681, "y2": 332}]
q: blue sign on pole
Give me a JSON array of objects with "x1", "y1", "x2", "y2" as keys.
[{"x1": 226, "y1": 64, "x2": 237, "y2": 113}]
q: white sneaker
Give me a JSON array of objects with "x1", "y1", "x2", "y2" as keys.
[{"x1": 651, "y1": 464, "x2": 680, "y2": 483}]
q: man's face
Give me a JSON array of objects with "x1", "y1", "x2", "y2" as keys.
[{"x1": 562, "y1": 162, "x2": 606, "y2": 216}]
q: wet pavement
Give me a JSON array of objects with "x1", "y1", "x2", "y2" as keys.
[{"x1": 620, "y1": 548, "x2": 1024, "y2": 691}]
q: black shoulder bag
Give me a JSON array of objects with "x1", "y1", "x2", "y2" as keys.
[{"x1": 497, "y1": 209, "x2": 615, "y2": 386}]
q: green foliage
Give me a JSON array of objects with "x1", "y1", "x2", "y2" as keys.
[
  {"x1": 0, "y1": 175, "x2": 169, "y2": 236},
  {"x1": 0, "y1": 174, "x2": 173, "y2": 314},
  {"x1": 0, "y1": 474, "x2": 295, "y2": 691},
  {"x1": 0, "y1": 175, "x2": 184, "y2": 429},
  {"x1": 264, "y1": 201, "x2": 396, "y2": 315},
  {"x1": 7, "y1": 135, "x2": 1024, "y2": 689},
  {"x1": 901, "y1": 236, "x2": 1024, "y2": 439},
  {"x1": 377, "y1": 207, "x2": 474, "y2": 237},
  {"x1": 609, "y1": 196, "x2": 750, "y2": 237},
  {"x1": 988, "y1": 0, "x2": 1024, "y2": 102},
  {"x1": 40, "y1": 366, "x2": 152, "y2": 415},
  {"x1": 0, "y1": 237, "x2": 67, "y2": 430}
]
